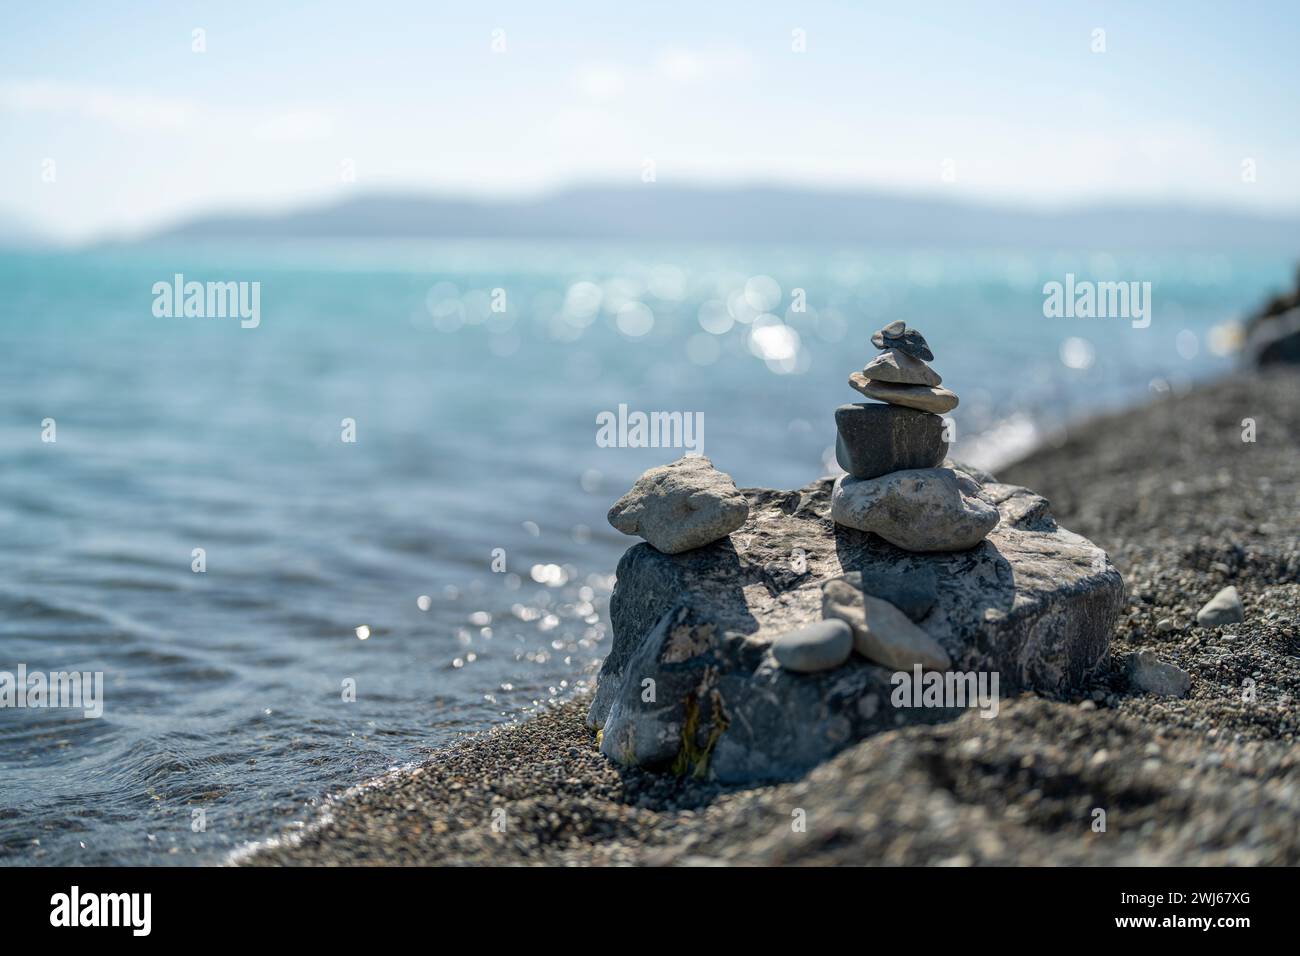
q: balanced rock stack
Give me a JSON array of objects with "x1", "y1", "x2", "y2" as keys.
[
  {"x1": 835, "y1": 320, "x2": 956, "y2": 479},
  {"x1": 831, "y1": 322, "x2": 999, "y2": 552},
  {"x1": 768, "y1": 324, "x2": 1002, "y2": 678}
]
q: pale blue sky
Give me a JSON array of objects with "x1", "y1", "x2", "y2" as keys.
[{"x1": 3, "y1": 0, "x2": 1298, "y2": 240}]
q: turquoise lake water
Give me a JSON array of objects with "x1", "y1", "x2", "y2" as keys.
[{"x1": 0, "y1": 239, "x2": 1293, "y2": 864}]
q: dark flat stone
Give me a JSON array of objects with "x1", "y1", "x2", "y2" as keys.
[
  {"x1": 835, "y1": 568, "x2": 939, "y2": 622},
  {"x1": 870, "y1": 323, "x2": 934, "y2": 361},
  {"x1": 834, "y1": 402, "x2": 948, "y2": 479}
]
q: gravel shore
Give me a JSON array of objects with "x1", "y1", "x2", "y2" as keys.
[{"x1": 244, "y1": 369, "x2": 1300, "y2": 866}]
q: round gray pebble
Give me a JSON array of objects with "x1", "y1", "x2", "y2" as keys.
[{"x1": 772, "y1": 620, "x2": 854, "y2": 673}]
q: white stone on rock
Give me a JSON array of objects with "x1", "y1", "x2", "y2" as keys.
[
  {"x1": 607, "y1": 455, "x2": 748, "y2": 555},
  {"x1": 831, "y1": 467, "x2": 998, "y2": 552}
]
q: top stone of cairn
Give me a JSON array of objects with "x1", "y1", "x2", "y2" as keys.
[
  {"x1": 852, "y1": 321, "x2": 956, "y2": 414},
  {"x1": 870, "y1": 320, "x2": 934, "y2": 361}
]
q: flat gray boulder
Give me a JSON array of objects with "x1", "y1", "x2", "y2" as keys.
[
  {"x1": 607, "y1": 455, "x2": 749, "y2": 555},
  {"x1": 590, "y1": 474, "x2": 1124, "y2": 784}
]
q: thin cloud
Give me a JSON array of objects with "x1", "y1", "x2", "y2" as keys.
[
  {"x1": 653, "y1": 46, "x2": 757, "y2": 85},
  {"x1": 572, "y1": 63, "x2": 627, "y2": 104},
  {"x1": 1, "y1": 79, "x2": 337, "y2": 144},
  {"x1": 251, "y1": 109, "x2": 336, "y2": 143},
  {"x1": 0, "y1": 79, "x2": 197, "y2": 130}
]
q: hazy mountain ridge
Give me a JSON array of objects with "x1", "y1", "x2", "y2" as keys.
[
  {"x1": 144, "y1": 184, "x2": 1300, "y2": 250},
  {"x1": 0, "y1": 207, "x2": 45, "y2": 248}
]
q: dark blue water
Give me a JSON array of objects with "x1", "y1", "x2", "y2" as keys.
[{"x1": 0, "y1": 239, "x2": 1291, "y2": 864}]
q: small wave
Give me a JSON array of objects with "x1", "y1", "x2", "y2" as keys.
[{"x1": 0, "y1": 591, "x2": 111, "y2": 624}]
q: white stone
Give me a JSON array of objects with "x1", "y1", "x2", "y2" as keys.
[
  {"x1": 608, "y1": 456, "x2": 748, "y2": 554},
  {"x1": 831, "y1": 468, "x2": 998, "y2": 552},
  {"x1": 1196, "y1": 586, "x2": 1244, "y2": 627},
  {"x1": 822, "y1": 580, "x2": 951, "y2": 671}
]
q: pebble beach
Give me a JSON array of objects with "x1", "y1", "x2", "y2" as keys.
[{"x1": 242, "y1": 367, "x2": 1300, "y2": 866}]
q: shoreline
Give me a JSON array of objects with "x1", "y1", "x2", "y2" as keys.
[
  {"x1": 241, "y1": 368, "x2": 1300, "y2": 866},
  {"x1": 955, "y1": 359, "x2": 1241, "y2": 476}
]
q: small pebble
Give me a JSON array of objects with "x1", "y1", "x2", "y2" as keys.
[
  {"x1": 772, "y1": 620, "x2": 854, "y2": 673},
  {"x1": 1126, "y1": 650, "x2": 1191, "y2": 698},
  {"x1": 1197, "y1": 586, "x2": 1244, "y2": 627}
]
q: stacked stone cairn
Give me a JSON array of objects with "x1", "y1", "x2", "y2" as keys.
[
  {"x1": 602, "y1": 323, "x2": 1002, "y2": 680},
  {"x1": 834, "y1": 319, "x2": 955, "y2": 479},
  {"x1": 594, "y1": 327, "x2": 1123, "y2": 780},
  {"x1": 773, "y1": 321, "x2": 1000, "y2": 675}
]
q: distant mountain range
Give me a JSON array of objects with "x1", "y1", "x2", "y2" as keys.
[
  {"x1": 0, "y1": 208, "x2": 44, "y2": 248},
  {"x1": 144, "y1": 184, "x2": 1300, "y2": 250}
]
